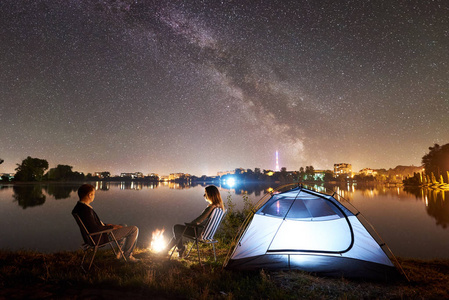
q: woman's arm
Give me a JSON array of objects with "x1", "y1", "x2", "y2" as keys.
[{"x1": 190, "y1": 205, "x2": 215, "y2": 225}]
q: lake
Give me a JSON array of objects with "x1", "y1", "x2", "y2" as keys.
[{"x1": 1, "y1": 181, "x2": 448, "y2": 260}]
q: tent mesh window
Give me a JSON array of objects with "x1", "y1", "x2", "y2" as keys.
[
  {"x1": 300, "y1": 198, "x2": 344, "y2": 219},
  {"x1": 261, "y1": 198, "x2": 293, "y2": 218},
  {"x1": 260, "y1": 196, "x2": 345, "y2": 221}
]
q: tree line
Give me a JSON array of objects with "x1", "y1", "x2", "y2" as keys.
[
  {"x1": 2, "y1": 142, "x2": 447, "y2": 184},
  {"x1": 403, "y1": 143, "x2": 449, "y2": 187},
  {"x1": 0, "y1": 156, "x2": 159, "y2": 182}
]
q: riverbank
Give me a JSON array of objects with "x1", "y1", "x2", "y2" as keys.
[{"x1": 1, "y1": 246, "x2": 448, "y2": 299}]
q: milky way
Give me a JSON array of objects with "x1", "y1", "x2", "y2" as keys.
[{"x1": 1, "y1": 0, "x2": 448, "y2": 176}]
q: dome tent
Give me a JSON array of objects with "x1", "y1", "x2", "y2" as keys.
[{"x1": 224, "y1": 185, "x2": 404, "y2": 280}]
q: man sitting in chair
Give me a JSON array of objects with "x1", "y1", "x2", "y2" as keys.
[{"x1": 72, "y1": 184, "x2": 139, "y2": 262}]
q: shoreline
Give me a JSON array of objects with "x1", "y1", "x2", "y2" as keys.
[{"x1": 1, "y1": 248, "x2": 449, "y2": 299}]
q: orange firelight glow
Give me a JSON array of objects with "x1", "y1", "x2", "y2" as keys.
[{"x1": 150, "y1": 228, "x2": 166, "y2": 253}]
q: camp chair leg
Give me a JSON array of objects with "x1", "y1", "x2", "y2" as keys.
[
  {"x1": 80, "y1": 247, "x2": 97, "y2": 273},
  {"x1": 80, "y1": 250, "x2": 88, "y2": 273},
  {"x1": 87, "y1": 246, "x2": 99, "y2": 271},
  {"x1": 195, "y1": 240, "x2": 202, "y2": 265},
  {"x1": 168, "y1": 236, "x2": 184, "y2": 260},
  {"x1": 169, "y1": 245, "x2": 176, "y2": 260},
  {"x1": 184, "y1": 242, "x2": 195, "y2": 258},
  {"x1": 191, "y1": 226, "x2": 202, "y2": 265},
  {"x1": 212, "y1": 243, "x2": 216, "y2": 262}
]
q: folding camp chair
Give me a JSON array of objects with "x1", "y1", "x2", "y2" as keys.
[
  {"x1": 72, "y1": 213, "x2": 126, "y2": 272},
  {"x1": 170, "y1": 208, "x2": 226, "y2": 264}
]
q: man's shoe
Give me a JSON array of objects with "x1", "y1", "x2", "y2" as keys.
[{"x1": 127, "y1": 255, "x2": 140, "y2": 263}]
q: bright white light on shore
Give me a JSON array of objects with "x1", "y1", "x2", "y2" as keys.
[
  {"x1": 226, "y1": 177, "x2": 236, "y2": 187},
  {"x1": 150, "y1": 228, "x2": 166, "y2": 253}
]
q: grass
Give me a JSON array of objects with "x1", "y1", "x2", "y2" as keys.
[{"x1": 1, "y1": 243, "x2": 449, "y2": 299}]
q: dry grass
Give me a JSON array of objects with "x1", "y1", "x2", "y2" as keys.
[{"x1": 1, "y1": 245, "x2": 448, "y2": 299}]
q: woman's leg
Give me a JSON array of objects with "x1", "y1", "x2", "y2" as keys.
[
  {"x1": 173, "y1": 224, "x2": 186, "y2": 249},
  {"x1": 171, "y1": 224, "x2": 198, "y2": 249},
  {"x1": 166, "y1": 224, "x2": 185, "y2": 251}
]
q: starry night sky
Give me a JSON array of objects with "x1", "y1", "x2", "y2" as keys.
[{"x1": 1, "y1": 0, "x2": 448, "y2": 176}]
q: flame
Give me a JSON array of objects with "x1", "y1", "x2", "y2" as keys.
[{"x1": 150, "y1": 228, "x2": 166, "y2": 253}]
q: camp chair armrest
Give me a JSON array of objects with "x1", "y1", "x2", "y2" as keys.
[
  {"x1": 90, "y1": 228, "x2": 115, "y2": 236},
  {"x1": 184, "y1": 222, "x2": 204, "y2": 229}
]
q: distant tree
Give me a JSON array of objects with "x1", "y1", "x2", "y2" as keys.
[
  {"x1": 354, "y1": 173, "x2": 375, "y2": 183},
  {"x1": 403, "y1": 172, "x2": 422, "y2": 186},
  {"x1": 298, "y1": 167, "x2": 305, "y2": 180},
  {"x1": 71, "y1": 171, "x2": 85, "y2": 181},
  {"x1": 0, "y1": 158, "x2": 5, "y2": 181},
  {"x1": 336, "y1": 174, "x2": 347, "y2": 182},
  {"x1": 254, "y1": 168, "x2": 261, "y2": 174},
  {"x1": 323, "y1": 171, "x2": 334, "y2": 182},
  {"x1": 422, "y1": 143, "x2": 449, "y2": 178},
  {"x1": 305, "y1": 166, "x2": 315, "y2": 180},
  {"x1": 14, "y1": 156, "x2": 49, "y2": 181},
  {"x1": 46, "y1": 164, "x2": 74, "y2": 181},
  {"x1": 46, "y1": 165, "x2": 85, "y2": 181}
]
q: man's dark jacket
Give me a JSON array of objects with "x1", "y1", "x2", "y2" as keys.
[{"x1": 72, "y1": 201, "x2": 111, "y2": 244}]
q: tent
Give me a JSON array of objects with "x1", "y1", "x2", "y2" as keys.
[{"x1": 225, "y1": 185, "x2": 403, "y2": 280}]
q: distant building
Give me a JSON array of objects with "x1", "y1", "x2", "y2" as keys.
[
  {"x1": 120, "y1": 172, "x2": 144, "y2": 179},
  {"x1": 217, "y1": 170, "x2": 235, "y2": 177},
  {"x1": 169, "y1": 173, "x2": 190, "y2": 181},
  {"x1": 359, "y1": 168, "x2": 377, "y2": 176},
  {"x1": 160, "y1": 175, "x2": 169, "y2": 181},
  {"x1": 334, "y1": 163, "x2": 353, "y2": 177},
  {"x1": 94, "y1": 171, "x2": 111, "y2": 178},
  {"x1": 313, "y1": 169, "x2": 327, "y2": 180},
  {"x1": 0, "y1": 173, "x2": 14, "y2": 180},
  {"x1": 234, "y1": 168, "x2": 246, "y2": 174}
]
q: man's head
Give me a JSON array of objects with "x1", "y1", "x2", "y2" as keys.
[{"x1": 77, "y1": 184, "x2": 96, "y2": 203}]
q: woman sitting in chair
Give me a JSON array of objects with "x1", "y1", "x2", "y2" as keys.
[{"x1": 167, "y1": 185, "x2": 225, "y2": 257}]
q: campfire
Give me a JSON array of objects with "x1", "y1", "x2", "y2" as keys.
[{"x1": 150, "y1": 228, "x2": 166, "y2": 253}]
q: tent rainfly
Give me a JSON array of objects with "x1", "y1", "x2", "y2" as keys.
[{"x1": 225, "y1": 186, "x2": 402, "y2": 280}]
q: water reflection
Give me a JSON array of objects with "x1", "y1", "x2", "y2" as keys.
[
  {"x1": 404, "y1": 187, "x2": 449, "y2": 229},
  {"x1": 0, "y1": 185, "x2": 12, "y2": 191},
  {"x1": 43, "y1": 185, "x2": 77, "y2": 200},
  {"x1": 6, "y1": 182, "x2": 449, "y2": 229},
  {"x1": 13, "y1": 185, "x2": 46, "y2": 209},
  {"x1": 329, "y1": 184, "x2": 417, "y2": 201},
  {"x1": 227, "y1": 183, "x2": 274, "y2": 197},
  {"x1": 90, "y1": 181, "x2": 275, "y2": 192}
]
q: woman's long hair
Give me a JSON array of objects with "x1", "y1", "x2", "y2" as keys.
[{"x1": 205, "y1": 185, "x2": 225, "y2": 210}]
